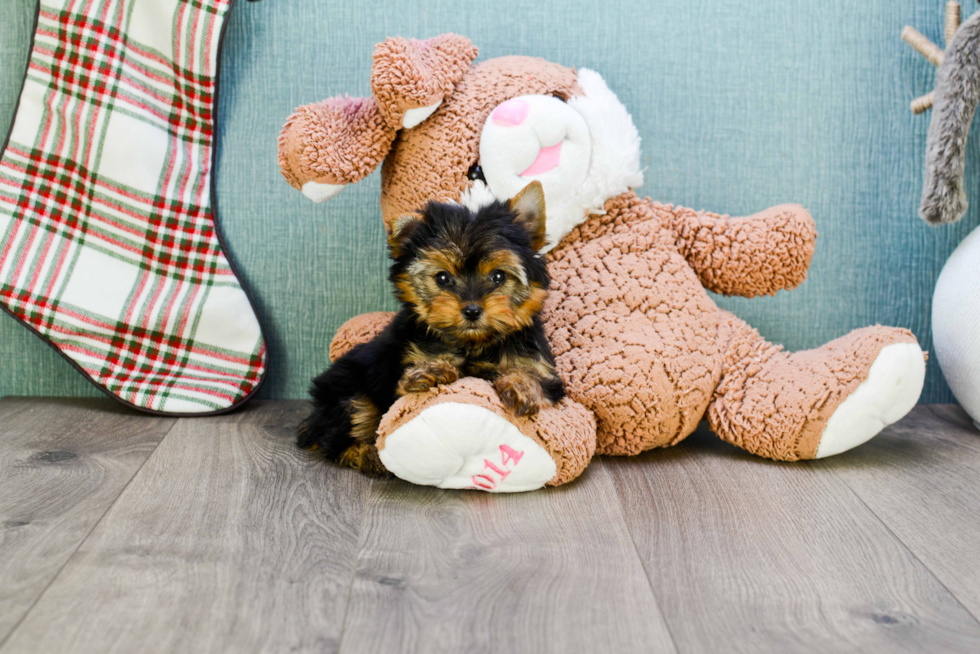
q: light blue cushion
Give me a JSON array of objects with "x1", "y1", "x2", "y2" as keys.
[{"x1": 0, "y1": 0, "x2": 973, "y2": 403}]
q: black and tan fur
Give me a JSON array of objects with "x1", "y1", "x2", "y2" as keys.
[{"x1": 298, "y1": 182, "x2": 565, "y2": 475}]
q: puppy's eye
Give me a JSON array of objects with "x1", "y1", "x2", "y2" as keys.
[
  {"x1": 490, "y1": 270, "x2": 506, "y2": 286},
  {"x1": 467, "y1": 162, "x2": 486, "y2": 182},
  {"x1": 435, "y1": 272, "x2": 453, "y2": 288}
]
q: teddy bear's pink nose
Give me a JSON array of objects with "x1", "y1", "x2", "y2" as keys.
[{"x1": 491, "y1": 98, "x2": 529, "y2": 127}]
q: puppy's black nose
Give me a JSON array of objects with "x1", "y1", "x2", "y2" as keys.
[{"x1": 462, "y1": 304, "x2": 483, "y2": 321}]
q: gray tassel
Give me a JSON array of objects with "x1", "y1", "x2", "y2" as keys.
[{"x1": 921, "y1": 10, "x2": 980, "y2": 224}]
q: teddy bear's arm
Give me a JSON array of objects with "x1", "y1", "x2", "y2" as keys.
[{"x1": 665, "y1": 202, "x2": 817, "y2": 298}]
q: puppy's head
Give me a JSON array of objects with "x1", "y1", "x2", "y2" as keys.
[{"x1": 389, "y1": 181, "x2": 549, "y2": 344}]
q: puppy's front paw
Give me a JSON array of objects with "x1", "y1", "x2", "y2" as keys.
[
  {"x1": 398, "y1": 369, "x2": 437, "y2": 394},
  {"x1": 397, "y1": 361, "x2": 459, "y2": 395},
  {"x1": 494, "y1": 373, "x2": 545, "y2": 417}
]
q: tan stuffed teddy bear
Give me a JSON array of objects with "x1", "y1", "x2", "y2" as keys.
[{"x1": 278, "y1": 34, "x2": 927, "y2": 492}]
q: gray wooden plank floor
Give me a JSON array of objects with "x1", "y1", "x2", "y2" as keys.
[
  {"x1": 341, "y1": 463, "x2": 674, "y2": 654},
  {"x1": 0, "y1": 399, "x2": 979, "y2": 654},
  {"x1": 604, "y1": 429, "x2": 980, "y2": 653},
  {"x1": 0, "y1": 398, "x2": 175, "y2": 643},
  {"x1": 1, "y1": 402, "x2": 368, "y2": 654},
  {"x1": 818, "y1": 405, "x2": 980, "y2": 620}
]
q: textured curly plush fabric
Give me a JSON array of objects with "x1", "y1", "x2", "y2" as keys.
[
  {"x1": 371, "y1": 34, "x2": 479, "y2": 128},
  {"x1": 544, "y1": 193, "x2": 720, "y2": 454},
  {"x1": 278, "y1": 35, "x2": 478, "y2": 191},
  {"x1": 707, "y1": 318, "x2": 919, "y2": 460},
  {"x1": 376, "y1": 377, "x2": 597, "y2": 487},
  {"x1": 329, "y1": 311, "x2": 395, "y2": 362},
  {"x1": 282, "y1": 37, "x2": 924, "y2": 488},
  {"x1": 278, "y1": 96, "x2": 395, "y2": 188},
  {"x1": 379, "y1": 56, "x2": 580, "y2": 231},
  {"x1": 667, "y1": 203, "x2": 817, "y2": 297},
  {"x1": 543, "y1": 191, "x2": 821, "y2": 456},
  {"x1": 331, "y1": 190, "x2": 824, "y2": 460}
]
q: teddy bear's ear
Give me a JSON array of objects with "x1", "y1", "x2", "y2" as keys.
[
  {"x1": 277, "y1": 34, "x2": 477, "y2": 204},
  {"x1": 371, "y1": 34, "x2": 478, "y2": 130},
  {"x1": 278, "y1": 95, "x2": 397, "y2": 202}
]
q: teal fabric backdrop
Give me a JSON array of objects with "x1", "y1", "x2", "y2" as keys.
[{"x1": 1, "y1": 0, "x2": 977, "y2": 403}]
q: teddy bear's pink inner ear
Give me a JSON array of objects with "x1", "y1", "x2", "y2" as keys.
[
  {"x1": 371, "y1": 34, "x2": 478, "y2": 129},
  {"x1": 278, "y1": 95, "x2": 397, "y2": 196}
]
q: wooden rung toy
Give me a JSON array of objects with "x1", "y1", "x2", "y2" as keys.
[{"x1": 903, "y1": 1, "x2": 963, "y2": 113}]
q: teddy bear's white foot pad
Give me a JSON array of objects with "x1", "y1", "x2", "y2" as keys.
[
  {"x1": 301, "y1": 181, "x2": 344, "y2": 203},
  {"x1": 378, "y1": 402, "x2": 556, "y2": 492},
  {"x1": 815, "y1": 343, "x2": 926, "y2": 458}
]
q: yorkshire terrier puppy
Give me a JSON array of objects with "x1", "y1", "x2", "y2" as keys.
[{"x1": 298, "y1": 181, "x2": 564, "y2": 476}]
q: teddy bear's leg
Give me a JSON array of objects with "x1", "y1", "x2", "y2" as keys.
[
  {"x1": 325, "y1": 312, "x2": 596, "y2": 490},
  {"x1": 707, "y1": 311, "x2": 926, "y2": 460},
  {"x1": 376, "y1": 378, "x2": 597, "y2": 491}
]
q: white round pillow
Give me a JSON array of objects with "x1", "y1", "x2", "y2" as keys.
[{"x1": 932, "y1": 224, "x2": 980, "y2": 429}]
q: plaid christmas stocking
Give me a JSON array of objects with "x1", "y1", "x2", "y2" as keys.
[{"x1": 0, "y1": 0, "x2": 266, "y2": 414}]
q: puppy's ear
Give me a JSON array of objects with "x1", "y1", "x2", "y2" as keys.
[
  {"x1": 508, "y1": 181, "x2": 547, "y2": 251},
  {"x1": 388, "y1": 213, "x2": 424, "y2": 258}
]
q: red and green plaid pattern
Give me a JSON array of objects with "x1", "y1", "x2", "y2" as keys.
[{"x1": 0, "y1": 0, "x2": 266, "y2": 414}]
